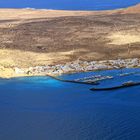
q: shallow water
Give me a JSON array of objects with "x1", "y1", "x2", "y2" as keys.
[
  {"x1": 0, "y1": 68, "x2": 140, "y2": 140},
  {"x1": 0, "y1": 0, "x2": 140, "y2": 10}
]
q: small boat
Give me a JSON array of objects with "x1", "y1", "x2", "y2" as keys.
[{"x1": 90, "y1": 81, "x2": 140, "y2": 91}]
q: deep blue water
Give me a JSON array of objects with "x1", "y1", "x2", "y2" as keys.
[
  {"x1": 0, "y1": 68, "x2": 140, "y2": 140},
  {"x1": 0, "y1": 0, "x2": 140, "y2": 10}
]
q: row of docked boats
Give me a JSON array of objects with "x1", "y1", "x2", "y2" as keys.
[{"x1": 75, "y1": 75, "x2": 113, "y2": 83}]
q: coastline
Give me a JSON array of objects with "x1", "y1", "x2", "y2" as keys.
[
  {"x1": 0, "y1": 4, "x2": 140, "y2": 79},
  {"x1": 0, "y1": 58, "x2": 140, "y2": 79}
]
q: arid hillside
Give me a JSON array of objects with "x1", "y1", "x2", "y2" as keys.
[
  {"x1": 119, "y1": 3, "x2": 140, "y2": 14},
  {"x1": 0, "y1": 4, "x2": 140, "y2": 67}
]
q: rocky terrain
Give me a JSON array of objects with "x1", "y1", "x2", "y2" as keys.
[{"x1": 0, "y1": 4, "x2": 140, "y2": 78}]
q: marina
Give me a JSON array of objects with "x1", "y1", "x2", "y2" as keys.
[{"x1": 47, "y1": 68, "x2": 140, "y2": 91}]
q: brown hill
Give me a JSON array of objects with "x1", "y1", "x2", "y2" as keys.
[
  {"x1": 0, "y1": 4, "x2": 139, "y2": 69},
  {"x1": 119, "y1": 3, "x2": 140, "y2": 14}
]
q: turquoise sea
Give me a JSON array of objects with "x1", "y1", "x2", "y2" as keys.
[{"x1": 0, "y1": 68, "x2": 140, "y2": 140}]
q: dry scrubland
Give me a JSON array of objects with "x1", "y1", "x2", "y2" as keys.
[{"x1": 0, "y1": 4, "x2": 140, "y2": 69}]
